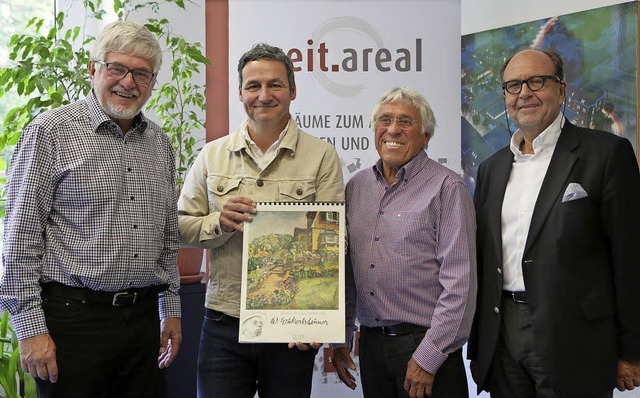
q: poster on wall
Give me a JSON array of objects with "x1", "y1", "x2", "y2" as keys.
[
  {"x1": 461, "y1": 1, "x2": 638, "y2": 192},
  {"x1": 240, "y1": 202, "x2": 346, "y2": 343}
]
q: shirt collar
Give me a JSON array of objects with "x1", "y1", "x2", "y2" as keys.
[
  {"x1": 373, "y1": 149, "x2": 429, "y2": 184},
  {"x1": 510, "y1": 112, "x2": 563, "y2": 161},
  {"x1": 241, "y1": 119, "x2": 290, "y2": 153},
  {"x1": 229, "y1": 116, "x2": 298, "y2": 153}
]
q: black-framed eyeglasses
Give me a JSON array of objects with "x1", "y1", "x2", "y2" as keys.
[
  {"x1": 375, "y1": 116, "x2": 417, "y2": 128},
  {"x1": 94, "y1": 60, "x2": 155, "y2": 85},
  {"x1": 501, "y1": 75, "x2": 562, "y2": 95}
]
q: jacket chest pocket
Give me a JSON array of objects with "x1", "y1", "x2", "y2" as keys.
[
  {"x1": 278, "y1": 180, "x2": 317, "y2": 202},
  {"x1": 207, "y1": 176, "x2": 243, "y2": 211}
]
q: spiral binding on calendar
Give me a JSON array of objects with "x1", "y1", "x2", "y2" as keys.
[{"x1": 256, "y1": 201, "x2": 344, "y2": 206}]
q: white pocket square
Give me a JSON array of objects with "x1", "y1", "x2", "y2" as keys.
[{"x1": 562, "y1": 183, "x2": 588, "y2": 202}]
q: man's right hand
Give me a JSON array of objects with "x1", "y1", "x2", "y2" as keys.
[
  {"x1": 332, "y1": 347, "x2": 357, "y2": 390},
  {"x1": 220, "y1": 196, "x2": 256, "y2": 232},
  {"x1": 19, "y1": 333, "x2": 58, "y2": 383}
]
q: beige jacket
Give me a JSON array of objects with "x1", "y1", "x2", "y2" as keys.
[{"x1": 177, "y1": 118, "x2": 344, "y2": 317}]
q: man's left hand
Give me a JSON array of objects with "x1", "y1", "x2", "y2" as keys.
[
  {"x1": 617, "y1": 359, "x2": 640, "y2": 391},
  {"x1": 403, "y1": 358, "x2": 435, "y2": 398},
  {"x1": 158, "y1": 317, "x2": 182, "y2": 368}
]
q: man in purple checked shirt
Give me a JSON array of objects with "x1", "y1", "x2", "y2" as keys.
[{"x1": 331, "y1": 86, "x2": 477, "y2": 398}]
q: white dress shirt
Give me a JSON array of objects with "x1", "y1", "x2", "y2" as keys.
[
  {"x1": 501, "y1": 113, "x2": 563, "y2": 291},
  {"x1": 242, "y1": 120, "x2": 289, "y2": 170}
]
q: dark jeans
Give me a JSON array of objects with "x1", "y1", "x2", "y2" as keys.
[
  {"x1": 197, "y1": 308, "x2": 317, "y2": 398},
  {"x1": 36, "y1": 289, "x2": 164, "y2": 398},
  {"x1": 359, "y1": 327, "x2": 468, "y2": 398},
  {"x1": 488, "y1": 297, "x2": 613, "y2": 398}
]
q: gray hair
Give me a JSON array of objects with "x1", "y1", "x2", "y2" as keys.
[
  {"x1": 237, "y1": 43, "x2": 296, "y2": 92},
  {"x1": 91, "y1": 21, "x2": 163, "y2": 72},
  {"x1": 371, "y1": 86, "x2": 437, "y2": 140}
]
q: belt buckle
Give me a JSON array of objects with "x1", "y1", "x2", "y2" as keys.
[
  {"x1": 381, "y1": 326, "x2": 398, "y2": 336},
  {"x1": 511, "y1": 291, "x2": 527, "y2": 304},
  {"x1": 112, "y1": 291, "x2": 137, "y2": 306}
]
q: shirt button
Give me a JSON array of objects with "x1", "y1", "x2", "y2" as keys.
[
  {"x1": 130, "y1": 196, "x2": 135, "y2": 201},
  {"x1": 217, "y1": 185, "x2": 224, "y2": 192},
  {"x1": 133, "y1": 253, "x2": 139, "y2": 258},
  {"x1": 370, "y1": 291, "x2": 374, "y2": 296},
  {"x1": 296, "y1": 188, "x2": 303, "y2": 195},
  {"x1": 127, "y1": 167, "x2": 132, "y2": 172},
  {"x1": 375, "y1": 318, "x2": 380, "y2": 322},
  {"x1": 257, "y1": 180, "x2": 264, "y2": 187},
  {"x1": 374, "y1": 237, "x2": 379, "y2": 241},
  {"x1": 370, "y1": 264, "x2": 375, "y2": 269},
  {"x1": 133, "y1": 225, "x2": 138, "y2": 229},
  {"x1": 379, "y1": 210, "x2": 384, "y2": 215},
  {"x1": 494, "y1": 307, "x2": 500, "y2": 314}
]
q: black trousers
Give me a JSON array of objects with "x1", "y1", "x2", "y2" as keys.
[
  {"x1": 36, "y1": 288, "x2": 165, "y2": 398},
  {"x1": 359, "y1": 327, "x2": 468, "y2": 398},
  {"x1": 488, "y1": 297, "x2": 613, "y2": 398}
]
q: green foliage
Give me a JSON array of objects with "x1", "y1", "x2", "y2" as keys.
[
  {"x1": 0, "y1": 312, "x2": 36, "y2": 398},
  {"x1": 145, "y1": 17, "x2": 209, "y2": 187},
  {"x1": 0, "y1": 10, "x2": 94, "y2": 171},
  {"x1": 0, "y1": 0, "x2": 209, "y2": 192},
  {"x1": 248, "y1": 234, "x2": 295, "y2": 268}
]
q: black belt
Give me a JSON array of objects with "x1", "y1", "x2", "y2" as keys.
[
  {"x1": 205, "y1": 308, "x2": 238, "y2": 323},
  {"x1": 41, "y1": 281, "x2": 168, "y2": 307},
  {"x1": 503, "y1": 290, "x2": 529, "y2": 304},
  {"x1": 360, "y1": 323, "x2": 428, "y2": 337}
]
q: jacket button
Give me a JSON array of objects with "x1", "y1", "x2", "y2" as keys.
[
  {"x1": 257, "y1": 180, "x2": 264, "y2": 187},
  {"x1": 217, "y1": 185, "x2": 224, "y2": 192},
  {"x1": 497, "y1": 268, "x2": 502, "y2": 274},
  {"x1": 493, "y1": 307, "x2": 500, "y2": 314},
  {"x1": 296, "y1": 188, "x2": 303, "y2": 195}
]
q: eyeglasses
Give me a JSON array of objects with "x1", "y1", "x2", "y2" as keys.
[
  {"x1": 375, "y1": 116, "x2": 417, "y2": 129},
  {"x1": 94, "y1": 60, "x2": 155, "y2": 85},
  {"x1": 501, "y1": 75, "x2": 562, "y2": 95}
]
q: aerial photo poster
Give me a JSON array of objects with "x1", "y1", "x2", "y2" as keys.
[
  {"x1": 239, "y1": 202, "x2": 346, "y2": 343},
  {"x1": 461, "y1": 1, "x2": 638, "y2": 192}
]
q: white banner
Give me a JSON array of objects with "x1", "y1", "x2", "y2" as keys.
[{"x1": 229, "y1": 0, "x2": 462, "y2": 182}]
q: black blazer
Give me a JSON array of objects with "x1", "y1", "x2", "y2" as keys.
[{"x1": 468, "y1": 120, "x2": 640, "y2": 397}]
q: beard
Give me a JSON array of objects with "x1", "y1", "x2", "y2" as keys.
[{"x1": 103, "y1": 88, "x2": 146, "y2": 120}]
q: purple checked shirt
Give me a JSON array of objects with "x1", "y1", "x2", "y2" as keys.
[{"x1": 345, "y1": 150, "x2": 477, "y2": 374}]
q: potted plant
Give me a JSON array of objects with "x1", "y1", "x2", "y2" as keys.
[
  {"x1": 0, "y1": 311, "x2": 36, "y2": 398},
  {"x1": 0, "y1": 0, "x2": 209, "y2": 283}
]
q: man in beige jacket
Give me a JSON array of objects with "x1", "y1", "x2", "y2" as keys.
[{"x1": 177, "y1": 42, "x2": 344, "y2": 398}]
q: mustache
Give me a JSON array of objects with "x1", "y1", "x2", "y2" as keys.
[{"x1": 111, "y1": 86, "x2": 140, "y2": 97}]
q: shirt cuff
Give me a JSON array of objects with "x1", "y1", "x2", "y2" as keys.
[
  {"x1": 159, "y1": 290, "x2": 182, "y2": 319},
  {"x1": 199, "y1": 212, "x2": 233, "y2": 241},
  {"x1": 11, "y1": 307, "x2": 49, "y2": 341},
  {"x1": 412, "y1": 337, "x2": 449, "y2": 374}
]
